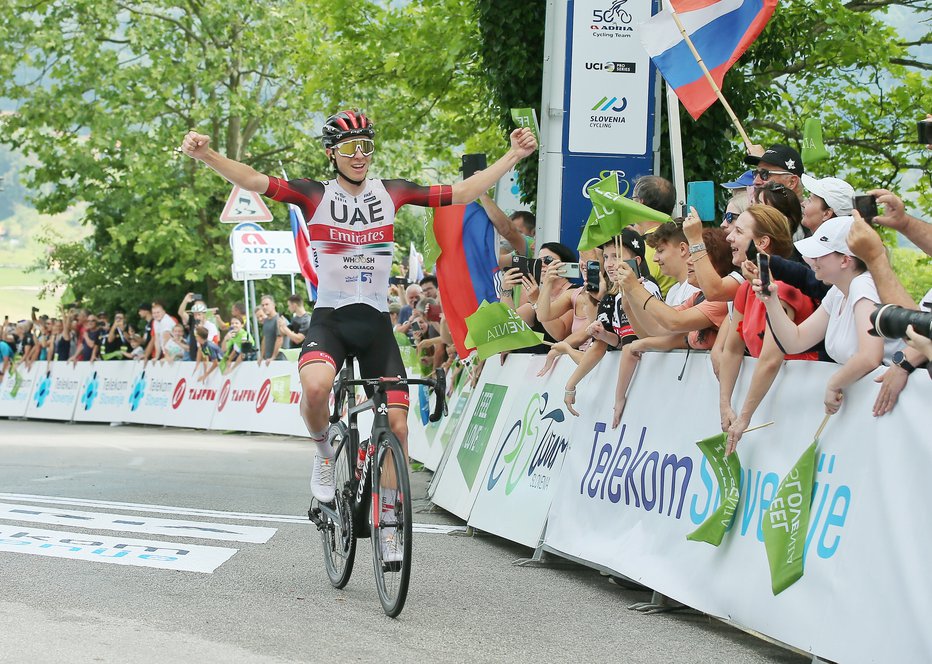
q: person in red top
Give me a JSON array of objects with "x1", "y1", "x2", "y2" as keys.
[
  {"x1": 180, "y1": 111, "x2": 537, "y2": 542},
  {"x1": 719, "y1": 205, "x2": 818, "y2": 455}
]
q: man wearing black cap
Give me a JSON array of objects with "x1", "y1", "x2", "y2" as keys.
[{"x1": 745, "y1": 144, "x2": 804, "y2": 201}]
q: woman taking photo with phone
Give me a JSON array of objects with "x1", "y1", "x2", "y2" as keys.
[
  {"x1": 753, "y1": 215, "x2": 902, "y2": 416},
  {"x1": 719, "y1": 205, "x2": 819, "y2": 455}
]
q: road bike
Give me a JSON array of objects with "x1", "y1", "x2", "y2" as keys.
[{"x1": 309, "y1": 359, "x2": 446, "y2": 617}]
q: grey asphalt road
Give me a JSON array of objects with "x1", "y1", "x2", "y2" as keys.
[{"x1": 0, "y1": 420, "x2": 806, "y2": 664}]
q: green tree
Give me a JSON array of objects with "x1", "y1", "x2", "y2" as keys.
[{"x1": 0, "y1": 0, "x2": 497, "y2": 313}]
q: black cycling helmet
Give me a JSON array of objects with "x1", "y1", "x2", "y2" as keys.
[{"x1": 321, "y1": 109, "x2": 375, "y2": 149}]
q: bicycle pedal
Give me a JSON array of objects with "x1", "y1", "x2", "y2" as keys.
[{"x1": 308, "y1": 506, "x2": 324, "y2": 528}]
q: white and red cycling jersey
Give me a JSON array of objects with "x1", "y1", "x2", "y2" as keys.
[{"x1": 264, "y1": 177, "x2": 452, "y2": 312}]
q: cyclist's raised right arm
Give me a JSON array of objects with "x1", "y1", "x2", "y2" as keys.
[{"x1": 180, "y1": 131, "x2": 270, "y2": 193}]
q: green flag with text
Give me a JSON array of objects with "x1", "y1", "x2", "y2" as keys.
[
  {"x1": 464, "y1": 301, "x2": 544, "y2": 360},
  {"x1": 579, "y1": 175, "x2": 671, "y2": 251},
  {"x1": 761, "y1": 441, "x2": 818, "y2": 595},
  {"x1": 686, "y1": 433, "x2": 742, "y2": 546}
]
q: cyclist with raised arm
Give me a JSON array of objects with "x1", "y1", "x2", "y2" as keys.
[{"x1": 180, "y1": 111, "x2": 537, "y2": 557}]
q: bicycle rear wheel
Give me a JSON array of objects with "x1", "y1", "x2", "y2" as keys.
[
  {"x1": 320, "y1": 422, "x2": 357, "y2": 589},
  {"x1": 370, "y1": 431, "x2": 413, "y2": 617}
]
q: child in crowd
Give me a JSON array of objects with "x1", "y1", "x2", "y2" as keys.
[
  {"x1": 194, "y1": 325, "x2": 223, "y2": 381},
  {"x1": 163, "y1": 323, "x2": 188, "y2": 362}
]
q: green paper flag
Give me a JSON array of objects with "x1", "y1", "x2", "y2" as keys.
[
  {"x1": 423, "y1": 213, "x2": 441, "y2": 271},
  {"x1": 10, "y1": 370, "x2": 23, "y2": 398},
  {"x1": 761, "y1": 441, "x2": 819, "y2": 595},
  {"x1": 686, "y1": 433, "x2": 742, "y2": 546},
  {"x1": 464, "y1": 301, "x2": 544, "y2": 360},
  {"x1": 271, "y1": 374, "x2": 291, "y2": 404},
  {"x1": 578, "y1": 175, "x2": 671, "y2": 251},
  {"x1": 510, "y1": 108, "x2": 541, "y2": 146},
  {"x1": 801, "y1": 118, "x2": 829, "y2": 165}
]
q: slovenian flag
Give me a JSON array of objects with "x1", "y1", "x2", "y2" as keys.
[
  {"x1": 641, "y1": 0, "x2": 778, "y2": 120},
  {"x1": 288, "y1": 203, "x2": 318, "y2": 302},
  {"x1": 432, "y1": 202, "x2": 501, "y2": 358}
]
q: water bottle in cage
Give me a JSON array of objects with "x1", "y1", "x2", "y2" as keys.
[{"x1": 355, "y1": 442, "x2": 367, "y2": 480}]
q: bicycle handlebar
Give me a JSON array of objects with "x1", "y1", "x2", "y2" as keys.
[{"x1": 332, "y1": 369, "x2": 448, "y2": 423}]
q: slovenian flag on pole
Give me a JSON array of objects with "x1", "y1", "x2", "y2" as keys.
[
  {"x1": 432, "y1": 202, "x2": 501, "y2": 358},
  {"x1": 288, "y1": 203, "x2": 318, "y2": 302},
  {"x1": 640, "y1": 0, "x2": 778, "y2": 120}
]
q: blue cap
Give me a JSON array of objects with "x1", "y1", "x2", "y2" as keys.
[{"x1": 721, "y1": 170, "x2": 754, "y2": 189}]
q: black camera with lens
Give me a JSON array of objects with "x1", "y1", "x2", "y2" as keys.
[{"x1": 869, "y1": 304, "x2": 932, "y2": 340}]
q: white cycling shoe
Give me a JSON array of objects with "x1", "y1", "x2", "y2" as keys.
[
  {"x1": 311, "y1": 454, "x2": 335, "y2": 504},
  {"x1": 379, "y1": 526, "x2": 403, "y2": 565}
]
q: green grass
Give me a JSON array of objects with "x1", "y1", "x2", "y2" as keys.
[{"x1": 0, "y1": 266, "x2": 61, "y2": 321}]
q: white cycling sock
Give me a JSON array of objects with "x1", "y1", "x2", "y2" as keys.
[
  {"x1": 309, "y1": 429, "x2": 333, "y2": 458},
  {"x1": 381, "y1": 488, "x2": 398, "y2": 523}
]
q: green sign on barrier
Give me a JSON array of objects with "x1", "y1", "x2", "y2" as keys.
[{"x1": 456, "y1": 383, "x2": 507, "y2": 489}]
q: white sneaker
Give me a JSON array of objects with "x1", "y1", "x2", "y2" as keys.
[
  {"x1": 379, "y1": 526, "x2": 403, "y2": 565},
  {"x1": 311, "y1": 454, "x2": 335, "y2": 503}
]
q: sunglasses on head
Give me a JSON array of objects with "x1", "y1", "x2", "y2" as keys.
[
  {"x1": 334, "y1": 138, "x2": 375, "y2": 158},
  {"x1": 753, "y1": 168, "x2": 792, "y2": 181}
]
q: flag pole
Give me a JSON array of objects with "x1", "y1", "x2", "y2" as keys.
[
  {"x1": 668, "y1": 8, "x2": 754, "y2": 151},
  {"x1": 813, "y1": 413, "x2": 832, "y2": 441}
]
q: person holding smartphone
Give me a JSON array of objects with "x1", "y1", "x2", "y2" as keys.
[
  {"x1": 753, "y1": 215, "x2": 902, "y2": 416},
  {"x1": 719, "y1": 205, "x2": 820, "y2": 455}
]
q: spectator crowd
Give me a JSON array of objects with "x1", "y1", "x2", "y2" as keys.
[{"x1": 3, "y1": 141, "x2": 931, "y2": 441}]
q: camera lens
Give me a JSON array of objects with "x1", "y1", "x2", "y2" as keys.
[{"x1": 870, "y1": 304, "x2": 932, "y2": 340}]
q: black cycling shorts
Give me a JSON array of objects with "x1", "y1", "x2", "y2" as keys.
[{"x1": 298, "y1": 303, "x2": 408, "y2": 410}]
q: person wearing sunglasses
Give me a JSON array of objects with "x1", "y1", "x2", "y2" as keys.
[
  {"x1": 180, "y1": 110, "x2": 537, "y2": 516},
  {"x1": 744, "y1": 143, "x2": 805, "y2": 202}
]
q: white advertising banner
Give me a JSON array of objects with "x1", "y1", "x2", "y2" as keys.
[
  {"x1": 208, "y1": 361, "x2": 306, "y2": 436},
  {"x1": 429, "y1": 360, "x2": 515, "y2": 520},
  {"x1": 542, "y1": 352, "x2": 932, "y2": 664},
  {"x1": 72, "y1": 361, "x2": 137, "y2": 423},
  {"x1": 423, "y1": 381, "x2": 474, "y2": 472},
  {"x1": 164, "y1": 363, "x2": 225, "y2": 430},
  {"x1": 24, "y1": 362, "x2": 90, "y2": 421},
  {"x1": 230, "y1": 230, "x2": 300, "y2": 275},
  {"x1": 567, "y1": 0, "x2": 655, "y2": 154},
  {"x1": 467, "y1": 355, "x2": 576, "y2": 548},
  {"x1": 120, "y1": 362, "x2": 183, "y2": 426},
  {"x1": 0, "y1": 364, "x2": 38, "y2": 418}
]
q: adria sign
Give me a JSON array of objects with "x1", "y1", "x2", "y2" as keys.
[{"x1": 171, "y1": 379, "x2": 186, "y2": 410}]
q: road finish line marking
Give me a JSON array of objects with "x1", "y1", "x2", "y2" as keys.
[
  {"x1": 0, "y1": 502, "x2": 276, "y2": 544},
  {"x1": 0, "y1": 493, "x2": 467, "y2": 534},
  {"x1": 0, "y1": 524, "x2": 236, "y2": 573}
]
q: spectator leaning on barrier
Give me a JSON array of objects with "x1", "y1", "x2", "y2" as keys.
[
  {"x1": 283, "y1": 294, "x2": 312, "y2": 349},
  {"x1": 632, "y1": 175, "x2": 677, "y2": 297},
  {"x1": 70, "y1": 312, "x2": 101, "y2": 364},
  {"x1": 179, "y1": 293, "x2": 220, "y2": 360},
  {"x1": 562, "y1": 230, "x2": 660, "y2": 416},
  {"x1": 163, "y1": 323, "x2": 188, "y2": 362},
  {"x1": 137, "y1": 303, "x2": 153, "y2": 354},
  {"x1": 719, "y1": 205, "x2": 819, "y2": 455},
  {"x1": 102, "y1": 311, "x2": 129, "y2": 360},
  {"x1": 612, "y1": 227, "x2": 734, "y2": 427},
  {"x1": 194, "y1": 325, "x2": 222, "y2": 382},
  {"x1": 147, "y1": 301, "x2": 177, "y2": 363},
  {"x1": 221, "y1": 315, "x2": 252, "y2": 375},
  {"x1": 258, "y1": 295, "x2": 284, "y2": 365},
  {"x1": 644, "y1": 221, "x2": 700, "y2": 307},
  {"x1": 846, "y1": 199, "x2": 932, "y2": 416},
  {"x1": 754, "y1": 215, "x2": 903, "y2": 415}
]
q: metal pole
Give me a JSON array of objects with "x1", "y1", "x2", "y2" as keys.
[
  {"x1": 665, "y1": 81, "x2": 687, "y2": 213},
  {"x1": 290, "y1": 273, "x2": 295, "y2": 296},
  {"x1": 248, "y1": 280, "x2": 259, "y2": 347},
  {"x1": 535, "y1": 0, "x2": 568, "y2": 245}
]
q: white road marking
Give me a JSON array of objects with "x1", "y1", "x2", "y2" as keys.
[
  {"x1": 0, "y1": 502, "x2": 277, "y2": 543},
  {"x1": 0, "y1": 493, "x2": 467, "y2": 533},
  {"x1": 0, "y1": 524, "x2": 237, "y2": 573}
]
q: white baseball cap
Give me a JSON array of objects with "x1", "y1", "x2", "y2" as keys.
[
  {"x1": 801, "y1": 174, "x2": 854, "y2": 216},
  {"x1": 794, "y1": 215, "x2": 855, "y2": 258}
]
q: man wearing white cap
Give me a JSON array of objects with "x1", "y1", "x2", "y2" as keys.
[
  {"x1": 753, "y1": 215, "x2": 903, "y2": 413},
  {"x1": 800, "y1": 174, "x2": 854, "y2": 232}
]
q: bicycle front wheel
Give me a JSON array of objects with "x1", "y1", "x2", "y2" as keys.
[
  {"x1": 321, "y1": 422, "x2": 357, "y2": 589},
  {"x1": 370, "y1": 431, "x2": 413, "y2": 617}
]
